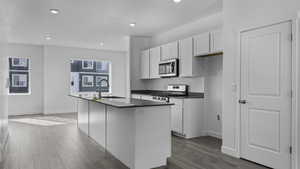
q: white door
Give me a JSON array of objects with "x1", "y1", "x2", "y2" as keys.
[{"x1": 240, "y1": 21, "x2": 292, "y2": 169}]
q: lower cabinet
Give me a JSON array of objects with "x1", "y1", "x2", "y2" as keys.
[
  {"x1": 89, "y1": 102, "x2": 106, "y2": 146},
  {"x1": 170, "y1": 98, "x2": 204, "y2": 139},
  {"x1": 77, "y1": 99, "x2": 89, "y2": 135},
  {"x1": 170, "y1": 98, "x2": 183, "y2": 134}
]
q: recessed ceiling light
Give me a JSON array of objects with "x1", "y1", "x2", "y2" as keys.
[
  {"x1": 129, "y1": 23, "x2": 136, "y2": 27},
  {"x1": 173, "y1": 0, "x2": 182, "y2": 3},
  {"x1": 50, "y1": 9, "x2": 60, "y2": 14},
  {"x1": 100, "y1": 42, "x2": 104, "y2": 46}
]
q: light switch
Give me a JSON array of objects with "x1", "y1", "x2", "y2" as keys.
[{"x1": 231, "y1": 83, "x2": 237, "y2": 92}]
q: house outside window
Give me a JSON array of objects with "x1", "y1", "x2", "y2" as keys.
[
  {"x1": 8, "y1": 57, "x2": 30, "y2": 95},
  {"x1": 70, "y1": 59, "x2": 111, "y2": 95}
]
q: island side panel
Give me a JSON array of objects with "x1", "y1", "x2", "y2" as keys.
[
  {"x1": 106, "y1": 106, "x2": 135, "y2": 169},
  {"x1": 77, "y1": 99, "x2": 89, "y2": 135},
  {"x1": 89, "y1": 101, "x2": 106, "y2": 147},
  {"x1": 134, "y1": 106, "x2": 171, "y2": 169}
]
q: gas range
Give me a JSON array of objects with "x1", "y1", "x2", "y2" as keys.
[{"x1": 151, "y1": 84, "x2": 188, "y2": 103}]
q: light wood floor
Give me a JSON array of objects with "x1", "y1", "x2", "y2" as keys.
[{"x1": 2, "y1": 113, "x2": 270, "y2": 169}]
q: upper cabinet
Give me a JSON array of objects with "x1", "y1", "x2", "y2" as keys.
[
  {"x1": 193, "y1": 32, "x2": 210, "y2": 56},
  {"x1": 140, "y1": 49, "x2": 150, "y2": 79},
  {"x1": 179, "y1": 37, "x2": 203, "y2": 77},
  {"x1": 139, "y1": 28, "x2": 223, "y2": 79},
  {"x1": 193, "y1": 29, "x2": 223, "y2": 57},
  {"x1": 210, "y1": 29, "x2": 223, "y2": 53},
  {"x1": 149, "y1": 47, "x2": 160, "y2": 79},
  {"x1": 161, "y1": 41, "x2": 179, "y2": 61}
]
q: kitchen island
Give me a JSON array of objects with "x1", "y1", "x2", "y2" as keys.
[{"x1": 70, "y1": 95, "x2": 173, "y2": 169}]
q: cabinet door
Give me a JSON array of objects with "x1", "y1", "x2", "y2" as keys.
[
  {"x1": 179, "y1": 37, "x2": 193, "y2": 77},
  {"x1": 140, "y1": 50, "x2": 150, "y2": 79},
  {"x1": 89, "y1": 102, "x2": 106, "y2": 146},
  {"x1": 160, "y1": 44, "x2": 169, "y2": 61},
  {"x1": 170, "y1": 98, "x2": 183, "y2": 134},
  {"x1": 161, "y1": 42, "x2": 179, "y2": 61},
  {"x1": 78, "y1": 99, "x2": 89, "y2": 135},
  {"x1": 168, "y1": 41, "x2": 179, "y2": 59},
  {"x1": 193, "y1": 32, "x2": 210, "y2": 56},
  {"x1": 149, "y1": 47, "x2": 160, "y2": 79},
  {"x1": 210, "y1": 29, "x2": 223, "y2": 53}
]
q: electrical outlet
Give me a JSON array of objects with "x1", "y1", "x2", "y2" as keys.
[{"x1": 217, "y1": 114, "x2": 221, "y2": 121}]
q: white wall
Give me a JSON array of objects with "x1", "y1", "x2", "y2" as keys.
[
  {"x1": 222, "y1": 0, "x2": 300, "y2": 164},
  {"x1": 144, "y1": 77, "x2": 205, "y2": 92},
  {"x1": 297, "y1": 12, "x2": 300, "y2": 169},
  {"x1": 0, "y1": 7, "x2": 9, "y2": 161},
  {"x1": 203, "y1": 55, "x2": 223, "y2": 138},
  {"x1": 150, "y1": 12, "x2": 223, "y2": 46},
  {"x1": 6, "y1": 44, "x2": 44, "y2": 115},
  {"x1": 43, "y1": 45, "x2": 128, "y2": 114},
  {"x1": 129, "y1": 36, "x2": 151, "y2": 90}
]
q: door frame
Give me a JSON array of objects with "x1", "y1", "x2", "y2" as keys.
[{"x1": 236, "y1": 19, "x2": 298, "y2": 169}]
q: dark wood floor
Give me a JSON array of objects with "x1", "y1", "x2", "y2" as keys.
[
  {"x1": 3, "y1": 113, "x2": 270, "y2": 169},
  {"x1": 165, "y1": 136, "x2": 270, "y2": 169},
  {"x1": 3, "y1": 113, "x2": 128, "y2": 169}
]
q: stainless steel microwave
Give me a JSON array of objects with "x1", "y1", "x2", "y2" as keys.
[{"x1": 159, "y1": 59, "x2": 179, "y2": 77}]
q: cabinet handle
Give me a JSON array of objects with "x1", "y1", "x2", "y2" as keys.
[{"x1": 238, "y1": 100, "x2": 247, "y2": 104}]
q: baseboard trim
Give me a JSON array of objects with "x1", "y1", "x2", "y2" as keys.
[
  {"x1": 205, "y1": 130, "x2": 222, "y2": 139},
  {"x1": 221, "y1": 146, "x2": 240, "y2": 158}
]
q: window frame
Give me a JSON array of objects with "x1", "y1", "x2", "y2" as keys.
[
  {"x1": 82, "y1": 60, "x2": 94, "y2": 70},
  {"x1": 81, "y1": 75, "x2": 94, "y2": 87},
  {"x1": 70, "y1": 59, "x2": 112, "y2": 95},
  {"x1": 8, "y1": 56, "x2": 31, "y2": 96}
]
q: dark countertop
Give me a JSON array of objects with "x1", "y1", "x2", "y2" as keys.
[
  {"x1": 131, "y1": 90, "x2": 204, "y2": 99},
  {"x1": 69, "y1": 95, "x2": 174, "y2": 108}
]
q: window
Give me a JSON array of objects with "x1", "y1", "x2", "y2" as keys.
[
  {"x1": 70, "y1": 59, "x2": 111, "y2": 95},
  {"x1": 82, "y1": 75, "x2": 94, "y2": 87},
  {"x1": 82, "y1": 60, "x2": 94, "y2": 70},
  {"x1": 8, "y1": 57, "x2": 30, "y2": 95}
]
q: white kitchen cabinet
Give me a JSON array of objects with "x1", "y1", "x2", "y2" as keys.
[
  {"x1": 89, "y1": 101, "x2": 106, "y2": 146},
  {"x1": 210, "y1": 29, "x2": 223, "y2": 53},
  {"x1": 193, "y1": 32, "x2": 210, "y2": 56},
  {"x1": 140, "y1": 49, "x2": 150, "y2": 79},
  {"x1": 149, "y1": 47, "x2": 160, "y2": 79},
  {"x1": 179, "y1": 37, "x2": 203, "y2": 77},
  {"x1": 170, "y1": 98, "x2": 183, "y2": 134},
  {"x1": 77, "y1": 99, "x2": 89, "y2": 135},
  {"x1": 161, "y1": 41, "x2": 179, "y2": 61},
  {"x1": 170, "y1": 98, "x2": 204, "y2": 139}
]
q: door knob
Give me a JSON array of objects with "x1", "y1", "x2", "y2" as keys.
[{"x1": 239, "y1": 100, "x2": 247, "y2": 104}]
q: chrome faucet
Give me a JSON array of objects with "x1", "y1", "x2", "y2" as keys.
[{"x1": 97, "y1": 78, "x2": 109, "y2": 99}]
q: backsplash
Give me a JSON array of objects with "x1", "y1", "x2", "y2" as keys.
[{"x1": 143, "y1": 76, "x2": 205, "y2": 92}]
